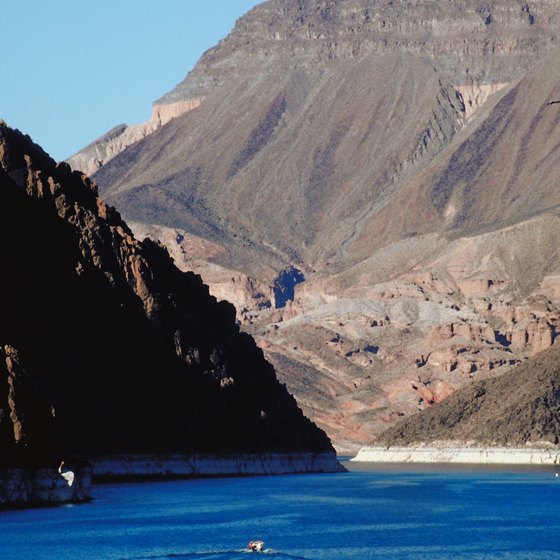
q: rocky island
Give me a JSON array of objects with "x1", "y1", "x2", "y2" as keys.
[{"x1": 0, "y1": 122, "x2": 342, "y2": 507}]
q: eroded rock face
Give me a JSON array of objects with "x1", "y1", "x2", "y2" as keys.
[
  {"x1": 135, "y1": 213, "x2": 560, "y2": 454},
  {"x1": 164, "y1": 0, "x2": 559, "y2": 100},
  {"x1": 129, "y1": 222, "x2": 275, "y2": 324},
  {"x1": 76, "y1": 1, "x2": 560, "y2": 453},
  {"x1": 0, "y1": 122, "x2": 335, "y2": 477},
  {"x1": 378, "y1": 343, "x2": 560, "y2": 448},
  {"x1": 69, "y1": 0, "x2": 560, "y2": 183},
  {"x1": 66, "y1": 99, "x2": 202, "y2": 175}
]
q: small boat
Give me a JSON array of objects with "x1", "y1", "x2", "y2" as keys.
[
  {"x1": 58, "y1": 460, "x2": 75, "y2": 487},
  {"x1": 247, "y1": 540, "x2": 265, "y2": 552}
]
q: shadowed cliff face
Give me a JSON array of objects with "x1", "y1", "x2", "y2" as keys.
[{"x1": 0, "y1": 122, "x2": 334, "y2": 467}]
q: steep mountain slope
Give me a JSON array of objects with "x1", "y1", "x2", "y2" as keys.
[
  {"x1": 69, "y1": 0, "x2": 559, "y2": 175},
  {"x1": 350, "y1": 48, "x2": 560, "y2": 254},
  {"x1": 0, "y1": 121, "x2": 340, "y2": 500},
  {"x1": 75, "y1": 0, "x2": 560, "y2": 452},
  {"x1": 270, "y1": 54, "x2": 560, "y2": 450},
  {"x1": 378, "y1": 343, "x2": 560, "y2": 447},
  {"x1": 94, "y1": 53, "x2": 464, "y2": 272}
]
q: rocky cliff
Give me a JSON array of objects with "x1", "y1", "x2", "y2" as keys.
[
  {"x1": 70, "y1": 0, "x2": 560, "y2": 184},
  {"x1": 66, "y1": 99, "x2": 201, "y2": 176},
  {"x1": 163, "y1": 0, "x2": 558, "y2": 96},
  {"x1": 0, "y1": 121, "x2": 340, "y2": 505},
  {"x1": 376, "y1": 343, "x2": 560, "y2": 447},
  {"x1": 75, "y1": 0, "x2": 560, "y2": 452}
]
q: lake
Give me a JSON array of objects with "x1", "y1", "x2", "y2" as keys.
[{"x1": 2, "y1": 461, "x2": 560, "y2": 559}]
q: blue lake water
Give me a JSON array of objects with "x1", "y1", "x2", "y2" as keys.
[{"x1": 2, "y1": 462, "x2": 560, "y2": 559}]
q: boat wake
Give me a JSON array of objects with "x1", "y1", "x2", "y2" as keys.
[{"x1": 122, "y1": 549, "x2": 311, "y2": 560}]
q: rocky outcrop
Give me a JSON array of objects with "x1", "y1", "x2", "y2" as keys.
[
  {"x1": 0, "y1": 121, "x2": 340, "y2": 506},
  {"x1": 377, "y1": 343, "x2": 560, "y2": 448},
  {"x1": 454, "y1": 82, "x2": 510, "y2": 120},
  {"x1": 66, "y1": 99, "x2": 201, "y2": 175},
  {"x1": 129, "y1": 222, "x2": 275, "y2": 324}
]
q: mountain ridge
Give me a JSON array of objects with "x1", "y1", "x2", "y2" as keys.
[{"x1": 67, "y1": 0, "x2": 560, "y2": 176}]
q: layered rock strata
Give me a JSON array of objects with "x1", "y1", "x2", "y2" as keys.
[{"x1": 165, "y1": 0, "x2": 559, "y2": 102}]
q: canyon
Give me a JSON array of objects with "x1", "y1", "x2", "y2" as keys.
[{"x1": 70, "y1": 0, "x2": 560, "y2": 453}]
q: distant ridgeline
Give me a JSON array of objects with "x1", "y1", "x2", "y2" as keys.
[{"x1": 0, "y1": 122, "x2": 341, "y2": 506}]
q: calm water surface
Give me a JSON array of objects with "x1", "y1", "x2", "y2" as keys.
[{"x1": 2, "y1": 462, "x2": 560, "y2": 559}]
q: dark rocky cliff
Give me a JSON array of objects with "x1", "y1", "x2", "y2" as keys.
[{"x1": 0, "y1": 121, "x2": 336, "y2": 481}]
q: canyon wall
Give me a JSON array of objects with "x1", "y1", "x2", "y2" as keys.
[
  {"x1": 79, "y1": 0, "x2": 560, "y2": 452},
  {"x1": 0, "y1": 120, "x2": 340, "y2": 506}
]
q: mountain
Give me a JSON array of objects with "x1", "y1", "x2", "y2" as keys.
[
  {"x1": 0, "y1": 121, "x2": 341, "y2": 505},
  {"x1": 73, "y1": 0, "x2": 560, "y2": 452},
  {"x1": 377, "y1": 343, "x2": 560, "y2": 447},
  {"x1": 68, "y1": 0, "x2": 559, "y2": 178}
]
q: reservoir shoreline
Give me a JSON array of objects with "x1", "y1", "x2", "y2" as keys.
[
  {"x1": 1, "y1": 451, "x2": 343, "y2": 508},
  {"x1": 90, "y1": 451, "x2": 345, "y2": 479},
  {"x1": 352, "y1": 445, "x2": 560, "y2": 464}
]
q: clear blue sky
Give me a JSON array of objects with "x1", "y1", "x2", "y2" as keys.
[{"x1": 2, "y1": 1, "x2": 262, "y2": 161}]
